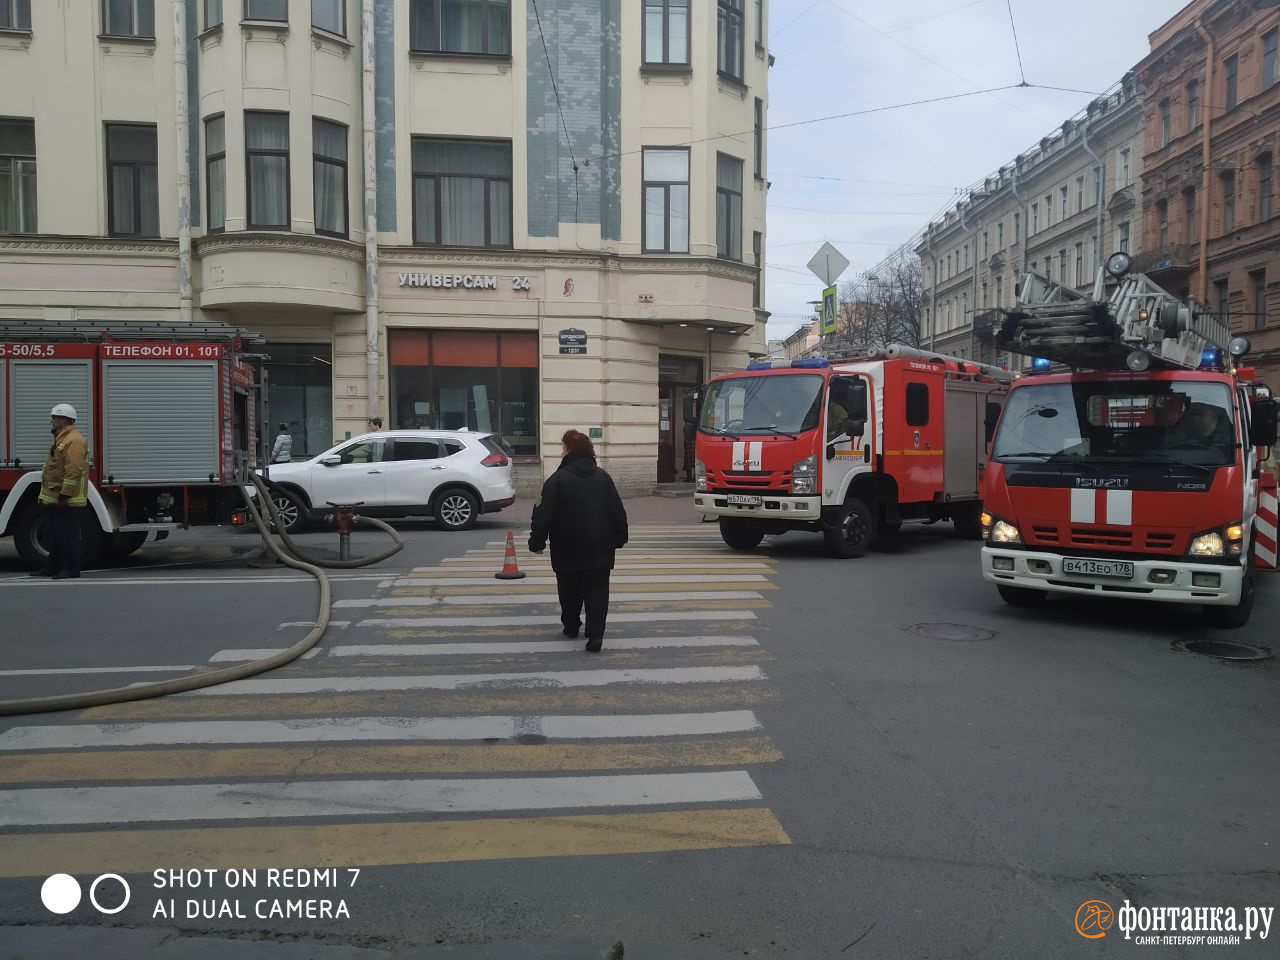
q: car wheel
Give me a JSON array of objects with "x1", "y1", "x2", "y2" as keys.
[
  {"x1": 824, "y1": 498, "x2": 874, "y2": 558},
  {"x1": 436, "y1": 488, "x2": 479, "y2": 531},
  {"x1": 269, "y1": 489, "x2": 308, "y2": 534},
  {"x1": 719, "y1": 518, "x2": 764, "y2": 551},
  {"x1": 997, "y1": 584, "x2": 1048, "y2": 607}
]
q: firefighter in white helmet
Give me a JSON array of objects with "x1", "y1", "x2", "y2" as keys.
[{"x1": 34, "y1": 403, "x2": 89, "y2": 579}]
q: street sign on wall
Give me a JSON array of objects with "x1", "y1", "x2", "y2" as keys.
[{"x1": 558, "y1": 328, "x2": 587, "y2": 355}]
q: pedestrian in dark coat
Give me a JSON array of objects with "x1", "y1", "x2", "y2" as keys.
[{"x1": 528, "y1": 430, "x2": 629, "y2": 652}]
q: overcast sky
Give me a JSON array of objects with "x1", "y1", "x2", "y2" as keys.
[{"x1": 762, "y1": 0, "x2": 1191, "y2": 341}]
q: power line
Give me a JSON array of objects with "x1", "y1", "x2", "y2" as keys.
[
  {"x1": 1004, "y1": 0, "x2": 1027, "y2": 86},
  {"x1": 770, "y1": 173, "x2": 965, "y2": 189},
  {"x1": 772, "y1": 0, "x2": 825, "y2": 40}
]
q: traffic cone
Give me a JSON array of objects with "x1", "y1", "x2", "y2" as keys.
[{"x1": 494, "y1": 530, "x2": 527, "y2": 580}]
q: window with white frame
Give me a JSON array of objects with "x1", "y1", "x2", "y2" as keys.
[
  {"x1": 106, "y1": 123, "x2": 158, "y2": 237},
  {"x1": 717, "y1": 0, "x2": 744, "y2": 81},
  {"x1": 246, "y1": 111, "x2": 290, "y2": 230},
  {"x1": 642, "y1": 148, "x2": 690, "y2": 254},
  {"x1": 754, "y1": 98, "x2": 764, "y2": 179},
  {"x1": 313, "y1": 118, "x2": 347, "y2": 237},
  {"x1": 716, "y1": 153, "x2": 743, "y2": 260},
  {"x1": 103, "y1": 0, "x2": 154, "y2": 37},
  {"x1": 312, "y1": 0, "x2": 342, "y2": 35},
  {"x1": 1265, "y1": 30, "x2": 1278, "y2": 90},
  {"x1": 1120, "y1": 147, "x2": 1130, "y2": 187},
  {"x1": 643, "y1": 0, "x2": 689, "y2": 66},
  {"x1": 755, "y1": 0, "x2": 763, "y2": 47},
  {"x1": 410, "y1": 0, "x2": 511, "y2": 56},
  {"x1": 1074, "y1": 242, "x2": 1083, "y2": 286},
  {"x1": 412, "y1": 138, "x2": 512, "y2": 248},
  {"x1": 0, "y1": 118, "x2": 36, "y2": 233},
  {"x1": 1076, "y1": 176, "x2": 1084, "y2": 213},
  {"x1": 205, "y1": 115, "x2": 224, "y2": 232},
  {"x1": 0, "y1": 0, "x2": 30, "y2": 30}
]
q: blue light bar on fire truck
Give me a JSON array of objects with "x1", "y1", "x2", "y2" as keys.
[
  {"x1": 790, "y1": 358, "x2": 831, "y2": 369},
  {"x1": 1031, "y1": 357, "x2": 1052, "y2": 373},
  {"x1": 1200, "y1": 347, "x2": 1223, "y2": 369}
]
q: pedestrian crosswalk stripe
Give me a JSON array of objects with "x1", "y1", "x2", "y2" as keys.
[
  {"x1": 182, "y1": 665, "x2": 766, "y2": 696},
  {"x1": 0, "y1": 771, "x2": 764, "y2": 828},
  {"x1": 420, "y1": 563, "x2": 774, "y2": 572},
  {"x1": 0, "y1": 736, "x2": 784, "y2": 784},
  {"x1": 0, "y1": 807, "x2": 790, "y2": 877},
  {"x1": 333, "y1": 590, "x2": 764, "y2": 609},
  {"x1": 79, "y1": 684, "x2": 782, "y2": 721},
  {"x1": 0, "y1": 710, "x2": 763, "y2": 751},
  {"x1": 209, "y1": 648, "x2": 322, "y2": 663},
  {"x1": 392, "y1": 574, "x2": 771, "y2": 586},
  {"x1": 355, "y1": 610, "x2": 758, "y2": 628},
  {"x1": 327, "y1": 635, "x2": 759, "y2": 657}
]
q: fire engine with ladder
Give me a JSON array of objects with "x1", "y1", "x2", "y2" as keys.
[
  {"x1": 982, "y1": 252, "x2": 1278, "y2": 628},
  {"x1": 693, "y1": 344, "x2": 1012, "y2": 557},
  {"x1": 0, "y1": 320, "x2": 265, "y2": 570}
]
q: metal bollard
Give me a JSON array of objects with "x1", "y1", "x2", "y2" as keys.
[{"x1": 327, "y1": 501, "x2": 364, "y2": 562}]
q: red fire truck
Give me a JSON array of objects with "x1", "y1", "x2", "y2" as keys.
[
  {"x1": 981, "y1": 254, "x2": 1278, "y2": 627},
  {"x1": 0, "y1": 320, "x2": 263, "y2": 569},
  {"x1": 693, "y1": 345, "x2": 1012, "y2": 557}
]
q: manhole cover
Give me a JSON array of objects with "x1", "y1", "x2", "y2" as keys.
[
  {"x1": 905, "y1": 623, "x2": 996, "y2": 641},
  {"x1": 1176, "y1": 640, "x2": 1273, "y2": 661}
]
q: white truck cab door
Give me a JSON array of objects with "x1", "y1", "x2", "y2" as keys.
[{"x1": 822, "y1": 375, "x2": 873, "y2": 503}]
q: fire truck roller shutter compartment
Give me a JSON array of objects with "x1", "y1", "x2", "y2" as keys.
[
  {"x1": 943, "y1": 381, "x2": 983, "y2": 500},
  {"x1": 102, "y1": 361, "x2": 219, "y2": 483},
  {"x1": 0, "y1": 360, "x2": 6, "y2": 463},
  {"x1": 8, "y1": 360, "x2": 94, "y2": 467}
]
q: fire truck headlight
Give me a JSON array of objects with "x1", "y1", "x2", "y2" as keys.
[
  {"x1": 980, "y1": 511, "x2": 993, "y2": 536},
  {"x1": 1187, "y1": 531, "x2": 1226, "y2": 557},
  {"x1": 791, "y1": 455, "x2": 816, "y2": 495},
  {"x1": 1225, "y1": 522, "x2": 1245, "y2": 556},
  {"x1": 694, "y1": 459, "x2": 707, "y2": 492},
  {"x1": 990, "y1": 519, "x2": 1022, "y2": 544}
]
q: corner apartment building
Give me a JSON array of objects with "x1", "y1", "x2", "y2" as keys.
[
  {"x1": 915, "y1": 79, "x2": 1145, "y2": 366},
  {"x1": 0, "y1": 0, "x2": 770, "y2": 493},
  {"x1": 1135, "y1": 0, "x2": 1279, "y2": 387}
]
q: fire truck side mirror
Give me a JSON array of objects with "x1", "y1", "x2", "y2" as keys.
[
  {"x1": 843, "y1": 418, "x2": 865, "y2": 438},
  {"x1": 1253, "y1": 398, "x2": 1278, "y2": 447}
]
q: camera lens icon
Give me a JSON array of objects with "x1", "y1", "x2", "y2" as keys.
[{"x1": 41, "y1": 874, "x2": 131, "y2": 915}]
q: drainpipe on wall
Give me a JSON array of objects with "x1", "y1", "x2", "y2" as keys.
[
  {"x1": 1080, "y1": 122, "x2": 1105, "y2": 276},
  {"x1": 1194, "y1": 16, "x2": 1215, "y2": 304},
  {"x1": 959, "y1": 201, "x2": 978, "y2": 360},
  {"x1": 362, "y1": 0, "x2": 380, "y2": 423},
  {"x1": 172, "y1": 0, "x2": 193, "y2": 324},
  {"x1": 923, "y1": 225, "x2": 938, "y2": 350}
]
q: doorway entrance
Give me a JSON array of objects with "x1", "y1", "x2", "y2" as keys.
[{"x1": 657, "y1": 354, "x2": 704, "y2": 484}]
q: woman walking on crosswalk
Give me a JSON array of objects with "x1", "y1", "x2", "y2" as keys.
[{"x1": 528, "y1": 430, "x2": 629, "y2": 652}]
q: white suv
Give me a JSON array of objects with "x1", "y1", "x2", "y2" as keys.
[{"x1": 263, "y1": 430, "x2": 515, "y2": 532}]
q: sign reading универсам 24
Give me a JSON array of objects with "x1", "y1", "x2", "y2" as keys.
[{"x1": 398, "y1": 273, "x2": 532, "y2": 290}]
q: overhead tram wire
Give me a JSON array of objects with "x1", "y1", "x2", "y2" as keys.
[
  {"x1": 530, "y1": 0, "x2": 579, "y2": 220},
  {"x1": 1005, "y1": 0, "x2": 1028, "y2": 87}
]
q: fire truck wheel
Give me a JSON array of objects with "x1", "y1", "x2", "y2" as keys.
[
  {"x1": 13, "y1": 502, "x2": 108, "y2": 571},
  {"x1": 824, "y1": 499, "x2": 874, "y2": 558},
  {"x1": 110, "y1": 532, "x2": 149, "y2": 557},
  {"x1": 951, "y1": 502, "x2": 984, "y2": 540},
  {"x1": 996, "y1": 584, "x2": 1048, "y2": 607},
  {"x1": 719, "y1": 518, "x2": 764, "y2": 551},
  {"x1": 1207, "y1": 565, "x2": 1255, "y2": 629}
]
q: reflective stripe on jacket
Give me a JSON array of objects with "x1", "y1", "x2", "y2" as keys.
[{"x1": 39, "y1": 425, "x2": 89, "y2": 506}]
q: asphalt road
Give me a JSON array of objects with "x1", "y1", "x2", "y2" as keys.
[{"x1": 0, "y1": 506, "x2": 1277, "y2": 960}]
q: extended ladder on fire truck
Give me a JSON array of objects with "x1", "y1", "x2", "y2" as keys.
[{"x1": 995, "y1": 256, "x2": 1234, "y2": 371}]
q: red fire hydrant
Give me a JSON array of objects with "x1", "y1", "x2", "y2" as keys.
[{"x1": 327, "y1": 501, "x2": 364, "y2": 561}]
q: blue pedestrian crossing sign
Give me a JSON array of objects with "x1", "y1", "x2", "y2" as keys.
[{"x1": 820, "y1": 285, "x2": 838, "y2": 336}]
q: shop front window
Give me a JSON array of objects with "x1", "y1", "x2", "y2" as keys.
[
  {"x1": 389, "y1": 330, "x2": 537, "y2": 455},
  {"x1": 264, "y1": 342, "x2": 332, "y2": 458}
]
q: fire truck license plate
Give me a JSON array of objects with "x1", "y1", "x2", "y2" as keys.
[
  {"x1": 1063, "y1": 558, "x2": 1134, "y2": 579},
  {"x1": 727, "y1": 495, "x2": 762, "y2": 506}
]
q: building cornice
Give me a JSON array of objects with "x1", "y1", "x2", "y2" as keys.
[
  {"x1": 0, "y1": 236, "x2": 178, "y2": 257},
  {"x1": 378, "y1": 247, "x2": 759, "y2": 281},
  {"x1": 195, "y1": 232, "x2": 366, "y2": 262}
]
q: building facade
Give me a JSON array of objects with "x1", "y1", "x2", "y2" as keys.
[
  {"x1": 0, "y1": 0, "x2": 771, "y2": 494},
  {"x1": 916, "y1": 79, "x2": 1145, "y2": 367},
  {"x1": 1135, "y1": 0, "x2": 1280, "y2": 387}
]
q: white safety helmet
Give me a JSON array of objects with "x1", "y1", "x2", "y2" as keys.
[{"x1": 50, "y1": 403, "x2": 78, "y2": 420}]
